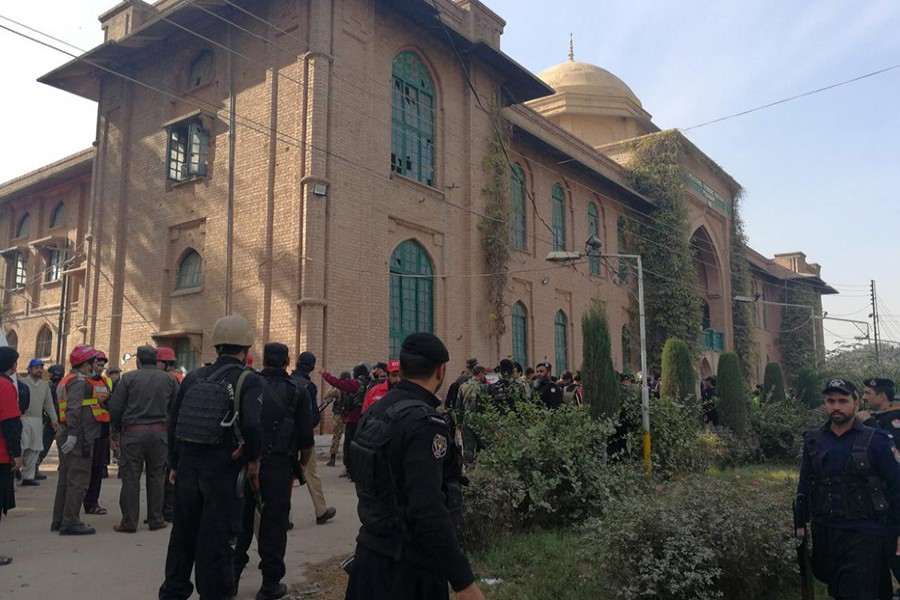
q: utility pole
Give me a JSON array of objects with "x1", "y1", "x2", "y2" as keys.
[{"x1": 871, "y1": 280, "x2": 881, "y2": 365}]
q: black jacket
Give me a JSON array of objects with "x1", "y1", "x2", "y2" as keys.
[{"x1": 259, "y1": 367, "x2": 314, "y2": 458}]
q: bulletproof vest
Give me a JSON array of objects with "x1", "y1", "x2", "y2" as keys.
[
  {"x1": 261, "y1": 375, "x2": 298, "y2": 457},
  {"x1": 175, "y1": 364, "x2": 245, "y2": 445},
  {"x1": 807, "y1": 426, "x2": 890, "y2": 520}
]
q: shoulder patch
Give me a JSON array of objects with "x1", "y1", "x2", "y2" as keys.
[
  {"x1": 428, "y1": 415, "x2": 448, "y2": 426},
  {"x1": 432, "y1": 434, "x2": 448, "y2": 459}
]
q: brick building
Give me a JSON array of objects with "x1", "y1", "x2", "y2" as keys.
[{"x1": 3, "y1": 0, "x2": 834, "y2": 390}]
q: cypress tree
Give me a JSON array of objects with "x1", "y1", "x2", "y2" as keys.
[
  {"x1": 717, "y1": 352, "x2": 747, "y2": 432},
  {"x1": 794, "y1": 368, "x2": 819, "y2": 409},
  {"x1": 762, "y1": 362, "x2": 787, "y2": 404},
  {"x1": 581, "y1": 299, "x2": 621, "y2": 419},
  {"x1": 660, "y1": 338, "x2": 696, "y2": 403}
]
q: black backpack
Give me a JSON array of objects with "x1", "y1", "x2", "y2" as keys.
[{"x1": 175, "y1": 364, "x2": 251, "y2": 445}]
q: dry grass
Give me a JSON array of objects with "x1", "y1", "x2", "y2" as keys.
[{"x1": 287, "y1": 555, "x2": 352, "y2": 599}]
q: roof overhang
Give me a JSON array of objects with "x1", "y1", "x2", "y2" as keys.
[
  {"x1": 0, "y1": 244, "x2": 28, "y2": 258},
  {"x1": 29, "y1": 235, "x2": 70, "y2": 250},
  {"x1": 0, "y1": 148, "x2": 94, "y2": 205}
]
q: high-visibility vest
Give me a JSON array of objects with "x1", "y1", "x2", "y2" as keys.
[
  {"x1": 170, "y1": 371, "x2": 184, "y2": 384},
  {"x1": 58, "y1": 372, "x2": 102, "y2": 424},
  {"x1": 89, "y1": 376, "x2": 112, "y2": 422}
]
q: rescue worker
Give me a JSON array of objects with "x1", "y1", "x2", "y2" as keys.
[
  {"x1": 533, "y1": 362, "x2": 563, "y2": 410},
  {"x1": 51, "y1": 344, "x2": 102, "y2": 535},
  {"x1": 345, "y1": 332, "x2": 484, "y2": 600},
  {"x1": 157, "y1": 347, "x2": 185, "y2": 384},
  {"x1": 0, "y1": 346, "x2": 23, "y2": 565},
  {"x1": 38, "y1": 364, "x2": 64, "y2": 466},
  {"x1": 83, "y1": 350, "x2": 112, "y2": 515},
  {"x1": 234, "y1": 343, "x2": 315, "y2": 599},
  {"x1": 159, "y1": 314, "x2": 265, "y2": 600},
  {"x1": 290, "y1": 351, "x2": 336, "y2": 525},
  {"x1": 108, "y1": 345, "x2": 178, "y2": 532},
  {"x1": 19, "y1": 359, "x2": 57, "y2": 485},
  {"x1": 319, "y1": 363, "x2": 369, "y2": 479},
  {"x1": 362, "y1": 359, "x2": 400, "y2": 412},
  {"x1": 794, "y1": 378, "x2": 900, "y2": 600}
]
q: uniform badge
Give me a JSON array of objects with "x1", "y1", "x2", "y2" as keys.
[{"x1": 432, "y1": 434, "x2": 448, "y2": 459}]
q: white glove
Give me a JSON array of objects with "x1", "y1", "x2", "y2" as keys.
[{"x1": 61, "y1": 435, "x2": 77, "y2": 454}]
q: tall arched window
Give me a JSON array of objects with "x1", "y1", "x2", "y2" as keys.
[
  {"x1": 188, "y1": 50, "x2": 214, "y2": 88},
  {"x1": 512, "y1": 302, "x2": 528, "y2": 366},
  {"x1": 35, "y1": 325, "x2": 53, "y2": 359},
  {"x1": 587, "y1": 202, "x2": 600, "y2": 276},
  {"x1": 175, "y1": 250, "x2": 202, "y2": 290},
  {"x1": 15, "y1": 213, "x2": 30, "y2": 238},
  {"x1": 13, "y1": 252, "x2": 27, "y2": 288},
  {"x1": 616, "y1": 216, "x2": 628, "y2": 283},
  {"x1": 391, "y1": 51, "x2": 435, "y2": 187},
  {"x1": 5, "y1": 330, "x2": 17, "y2": 351},
  {"x1": 510, "y1": 164, "x2": 526, "y2": 251},
  {"x1": 551, "y1": 184, "x2": 566, "y2": 251},
  {"x1": 555, "y1": 310, "x2": 569, "y2": 372},
  {"x1": 700, "y1": 299, "x2": 711, "y2": 330},
  {"x1": 390, "y1": 240, "x2": 434, "y2": 357},
  {"x1": 621, "y1": 324, "x2": 632, "y2": 374},
  {"x1": 50, "y1": 203, "x2": 66, "y2": 228}
]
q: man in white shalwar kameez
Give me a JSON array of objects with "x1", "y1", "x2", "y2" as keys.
[{"x1": 19, "y1": 360, "x2": 57, "y2": 485}]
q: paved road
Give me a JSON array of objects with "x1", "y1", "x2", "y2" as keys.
[{"x1": 0, "y1": 437, "x2": 359, "y2": 599}]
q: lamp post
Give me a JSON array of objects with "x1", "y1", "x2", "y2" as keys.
[
  {"x1": 547, "y1": 236, "x2": 652, "y2": 474},
  {"x1": 734, "y1": 295, "x2": 818, "y2": 370}
]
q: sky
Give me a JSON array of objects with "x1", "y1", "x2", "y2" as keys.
[{"x1": 1, "y1": 0, "x2": 899, "y2": 352}]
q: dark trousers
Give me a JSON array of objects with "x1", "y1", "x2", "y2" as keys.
[
  {"x1": 84, "y1": 422, "x2": 110, "y2": 509},
  {"x1": 811, "y1": 523, "x2": 893, "y2": 600},
  {"x1": 343, "y1": 421, "x2": 358, "y2": 469},
  {"x1": 234, "y1": 456, "x2": 293, "y2": 585},
  {"x1": 159, "y1": 448, "x2": 241, "y2": 600},
  {"x1": 118, "y1": 429, "x2": 167, "y2": 530},
  {"x1": 38, "y1": 419, "x2": 56, "y2": 464},
  {"x1": 345, "y1": 544, "x2": 449, "y2": 600}
]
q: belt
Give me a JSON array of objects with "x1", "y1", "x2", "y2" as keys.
[{"x1": 123, "y1": 423, "x2": 168, "y2": 433}]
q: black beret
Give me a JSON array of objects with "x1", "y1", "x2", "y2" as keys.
[
  {"x1": 864, "y1": 378, "x2": 895, "y2": 390},
  {"x1": 401, "y1": 332, "x2": 449, "y2": 363},
  {"x1": 0, "y1": 347, "x2": 19, "y2": 372}
]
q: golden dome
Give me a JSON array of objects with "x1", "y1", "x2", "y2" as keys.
[{"x1": 537, "y1": 61, "x2": 642, "y2": 108}]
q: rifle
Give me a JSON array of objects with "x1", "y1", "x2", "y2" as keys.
[
  {"x1": 291, "y1": 461, "x2": 308, "y2": 486},
  {"x1": 793, "y1": 494, "x2": 815, "y2": 600}
]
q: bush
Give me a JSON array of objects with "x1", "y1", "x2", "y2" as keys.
[
  {"x1": 582, "y1": 299, "x2": 621, "y2": 419},
  {"x1": 793, "y1": 368, "x2": 820, "y2": 409},
  {"x1": 717, "y1": 352, "x2": 748, "y2": 432},
  {"x1": 763, "y1": 362, "x2": 787, "y2": 403},
  {"x1": 749, "y1": 398, "x2": 825, "y2": 462},
  {"x1": 586, "y1": 474, "x2": 797, "y2": 600},
  {"x1": 623, "y1": 392, "x2": 707, "y2": 478},
  {"x1": 660, "y1": 338, "x2": 697, "y2": 403},
  {"x1": 704, "y1": 426, "x2": 761, "y2": 469}
]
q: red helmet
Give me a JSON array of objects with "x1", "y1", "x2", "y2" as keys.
[
  {"x1": 157, "y1": 347, "x2": 176, "y2": 362},
  {"x1": 95, "y1": 351, "x2": 108, "y2": 362},
  {"x1": 69, "y1": 344, "x2": 99, "y2": 367}
]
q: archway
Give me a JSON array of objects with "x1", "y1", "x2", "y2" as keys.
[{"x1": 691, "y1": 226, "x2": 724, "y2": 352}]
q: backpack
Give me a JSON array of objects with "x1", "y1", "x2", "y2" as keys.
[{"x1": 175, "y1": 364, "x2": 251, "y2": 445}]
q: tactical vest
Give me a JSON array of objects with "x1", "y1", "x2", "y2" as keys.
[
  {"x1": 806, "y1": 427, "x2": 890, "y2": 520},
  {"x1": 261, "y1": 376, "x2": 299, "y2": 457},
  {"x1": 58, "y1": 373, "x2": 99, "y2": 424},
  {"x1": 175, "y1": 364, "x2": 248, "y2": 445}
]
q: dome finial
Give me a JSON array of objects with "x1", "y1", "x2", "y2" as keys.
[{"x1": 568, "y1": 33, "x2": 574, "y2": 62}]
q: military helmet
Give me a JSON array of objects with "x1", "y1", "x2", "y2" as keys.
[{"x1": 212, "y1": 314, "x2": 254, "y2": 347}]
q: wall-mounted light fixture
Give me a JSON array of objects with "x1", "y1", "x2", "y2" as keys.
[{"x1": 312, "y1": 182, "x2": 328, "y2": 197}]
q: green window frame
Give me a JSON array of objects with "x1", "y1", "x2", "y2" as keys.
[
  {"x1": 587, "y1": 202, "x2": 600, "y2": 276},
  {"x1": 390, "y1": 240, "x2": 434, "y2": 358},
  {"x1": 167, "y1": 121, "x2": 209, "y2": 182},
  {"x1": 512, "y1": 302, "x2": 528, "y2": 366},
  {"x1": 391, "y1": 51, "x2": 435, "y2": 187},
  {"x1": 13, "y1": 252, "x2": 27, "y2": 288},
  {"x1": 35, "y1": 325, "x2": 52, "y2": 359},
  {"x1": 45, "y1": 248, "x2": 62, "y2": 283},
  {"x1": 510, "y1": 164, "x2": 526, "y2": 251},
  {"x1": 616, "y1": 216, "x2": 628, "y2": 283},
  {"x1": 555, "y1": 310, "x2": 568, "y2": 372},
  {"x1": 50, "y1": 203, "x2": 65, "y2": 228},
  {"x1": 176, "y1": 250, "x2": 202, "y2": 290},
  {"x1": 174, "y1": 337, "x2": 196, "y2": 372},
  {"x1": 551, "y1": 184, "x2": 566, "y2": 251}
]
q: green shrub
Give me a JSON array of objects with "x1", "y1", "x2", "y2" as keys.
[
  {"x1": 717, "y1": 352, "x2": 748, "y2": 432},
  {"x1": 581, "y1": 299, "x2": 621, "y2": 419},
  {"x1": 706, "y1": 426, "x2": 761, "y2": 468},
  {"x1": 749, "y1": 398, "x2": 826, "y2": 462},
  {"x1": 586, "y1": 474, "x2": 797, "y2": 600},
  {"x1": 660, "y1": 338, "x2": 697, "y2": 403},
  {"x1": 763, "y1": 362, "x2": 787, "y2": 403},
  {"x1": 623, "y1": 392, "x2": 706, "y2": 478},
  {"x1": 793, "y1": 368, "x2": 820, "y2": 408},
  {"x1": 461, "y1": 466, "x2": 525, "y2": 549}
]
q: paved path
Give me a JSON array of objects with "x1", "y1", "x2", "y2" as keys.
[{"x1": 0, "y1": 436, "x2": 359, "y2": 599}]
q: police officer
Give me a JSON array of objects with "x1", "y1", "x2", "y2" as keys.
[
  {"x1": 533, "y1": 362, "x2": 563, "y2": 410},
  {"x1": 159, "y1": 315, "x2": 266, "y2": 600},
  {"x1": 794, "y1": 378, "x2": 900, "y2": 600},
  {"x1": 345, "y1": 332, "x2": 484, "y2": 600},
  {"x1": 234, "y1": 342, "x2": 314, "y2": 599}
]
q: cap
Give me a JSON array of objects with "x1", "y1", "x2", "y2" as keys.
[
  {"x1": 822, "y1": 378, "x2": 858, "y2": 397},
  {"x1": 0, "y1": 347, "x2": 19, "y2": 372},
  {"x1": 387, "y1": 359, "x2": 400, "y2": 373},
  {"x1": 864, "y1": 378, "x2": 895, "y2": 390},
  {"x1": 28, "y1": 358, "x2": 45, "y2": 368},
  {"x1": 400, "y1": 332, "x2": 449, "y2": 363}
]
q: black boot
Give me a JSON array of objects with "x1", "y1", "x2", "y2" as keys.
[
  {"x1": 256, "y1": 581, "x2": 287, "y2": 600},
  {"x1": 326, "y1": 454, "x2": 336, "y2": 467}
]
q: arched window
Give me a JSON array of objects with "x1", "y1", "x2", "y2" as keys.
[
  {"x1": 188, "y1": 50, "x2": 214, "y2": 88},
  {"x1": 555, "y1": 310, "x2": 569, "y2": 372},
  {"x1": 391, "y1": 51, "x2": 435, "y2": 187},
  {"x1": 621, "y1": 324, "x2": 632, "y2": 374},
  {"x1": 512, "y1": 302, "x2": 528, "y2": 366},
  {"x1": 175, "y1": 250, "x2": 202, "y2": 290},
  {"x1": 13, "y1": 252, "x2": 27, "y2": 288},
  {"x1": 700, "y1": 299, "x2": 711, "y2": 330},
  {"x1": 510, "y1": 164, "x2": 526, "y2": 251},
  {"x1": 389, "y1": 241, "x2": 434, "y2": 357},
  {"x1": 35, "y1": 325, "x2": 53, "y2": 359},
  {"x1": 587, "y1": 202, "x2": 600, "y2": 276},
  {"x1": 5, "y1": 330, "x2": 17, "y2": 351},
  {"x1": 50, "y1": 203, "x2": 65, "y2": 228},
  {"x1": 616, "y1": 216, "x2": 628, "y2": 283},
  {"x1": 15, "y1": 213, "x2": 30, "y2": 238},
  {"x1": 551, "y1": 184, "x2": 566, "y2": 251}
]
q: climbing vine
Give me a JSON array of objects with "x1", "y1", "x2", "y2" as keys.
[
  {"x1": 778, "y1": 283, "x2": 818, "y2": 383},
  {"x1": 729, "y1": 194, "x2": 757, "y2": 385},
  {"x1": 478, "y1": 103, "x2": 512, "y2": 351}
]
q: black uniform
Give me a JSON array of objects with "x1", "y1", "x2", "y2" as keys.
[
  {"x1": 234, "y1": 367, "x2": 314, "y2": 591},
  {"x1": 795, "y1": 420, "x2": 900, "y2": 600},
  {"x1": 534, "y1": 377, "x2": 563, "y2": 410},
  {"x1": 345, "y1": 379, "x2": 474, "y2": 600},
  {"x1": 159, "y1": 357, "x2": 265, "y2": 600}
]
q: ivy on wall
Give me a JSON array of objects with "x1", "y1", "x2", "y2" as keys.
[
  {"x1": 778, "y1": 283, "x2": 818, "y2": 383},
  {"x1": 729, "y1": 195, "x2": 757, "y2": 385}
]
